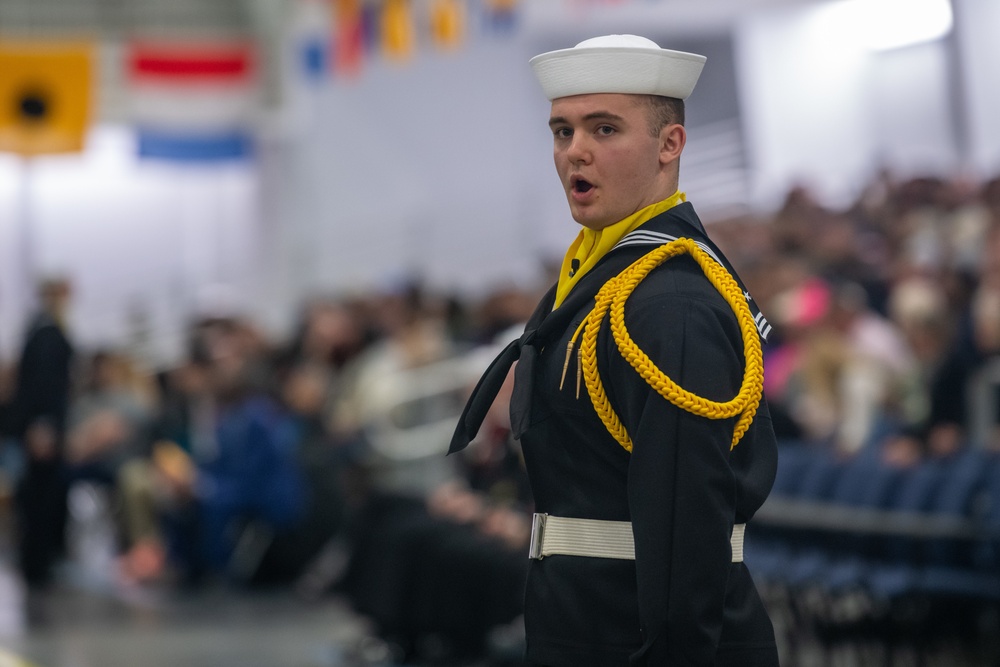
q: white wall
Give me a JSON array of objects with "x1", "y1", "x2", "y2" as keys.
[
  {"x1": 0, "y1": 129, "x2": 261, "y2": 365},
  {"x1": 734, "y1": 0, "x2": 966, "y2": 210},
  {"x1": 956, "y1": 0, "x2": 1000, "y2": 176},
  {"x1": 736, "y1": 3, "x2": 875, "y2": 210},
  {"x1": 263, "y1": 38, "x2": 557, "y2": 296},
  {"x1": 867, "y1": 39, "x2": 960, "y2": 177}
]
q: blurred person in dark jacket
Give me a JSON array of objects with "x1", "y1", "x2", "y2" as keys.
[
  {"x1": 925, "y1": 226, "x2": 1000, "y2": 454},
  {"x1": 8, "y1": 277, "x2": 75, "y2": 587}
]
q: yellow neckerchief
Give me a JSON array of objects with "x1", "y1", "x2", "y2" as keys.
[{"x1": 553, "y1": 191, "x2": 686, "y2": 309}]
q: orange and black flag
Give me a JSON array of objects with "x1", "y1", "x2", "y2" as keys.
[{"x1": 0, "y1": 40, "x2": 94, "y2": 156}]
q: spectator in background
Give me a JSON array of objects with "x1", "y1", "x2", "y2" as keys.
[
  {"x1": 125, "y1": 317, "x2": 306, "y2": 586},
  {"x1": 65, "y1": 350, "x2": 156, "y2": 485},
  {"x1": 983, "y1": 176, "x2": 1000, "y2": 229},
  {"x1": 771, "y1": 185, "x2": 828, "y2": 255},
  {"x1": 921, "y1": 224, "x2": 1000, "y2": 455},
  {"x1": 463, "y1": 286, "x2": 540, "y2": 348},
  {"x1": 58, "y1": 349, "x2": 159, "y2": 584},
  {"x1": 766, "y1": 274, "x2": 922, "y2": 457},
  {"x1": 826, "y1": 280, "x2": 914, "y2": 453},
  {"x1": 8, "y1": 277, "x2": 75, "y2": 587},
  {"x1": 250, "y1": 360, "x2": 349, "y2": 585},
  {"x1": 885, "y1": 277, "x2": 955, "y2": 434},
  {"x1": 0, "y1": 362, "x2": 19, "y2": 499},
  {"x1": 765, "y1": 276, "x2": 844, "y2": 446},
  {"x1": 279, "y1": 296, "x2": 368, "y2": 373},
  {"x1": 117, "y1": 348, "x2": 215, "y2": 585},
  {"x1": 331, "y1": 280, "x2": 464, "y2": 497}
]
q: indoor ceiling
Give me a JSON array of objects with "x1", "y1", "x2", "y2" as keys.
[
  {"x1": 0, "y1": 0, "x2": 832, "y2": 40},
  {"x1": 0, "y1": 0, "x2": 263, "y2": 38}
]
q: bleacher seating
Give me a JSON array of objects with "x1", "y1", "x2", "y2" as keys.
[{"x1": 747, "y1": 442, "x2": 1000, "y2": 660}]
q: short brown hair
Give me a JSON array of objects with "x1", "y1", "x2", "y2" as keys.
[{"x1": 643, "y1": 95, "x2": 685, "y2": 136}]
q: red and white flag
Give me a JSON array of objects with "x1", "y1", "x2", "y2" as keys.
[{"x1": 126, "y1": 41, "x2": 258, "y2": 161}]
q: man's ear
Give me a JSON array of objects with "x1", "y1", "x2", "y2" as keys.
[{"x1": 659, "y1": 124, "x2": 686, "y2": 167}]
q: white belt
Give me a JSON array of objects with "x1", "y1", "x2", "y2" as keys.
[{"x1": 528, "y1": 513, "x2": 745, "y2": 563}]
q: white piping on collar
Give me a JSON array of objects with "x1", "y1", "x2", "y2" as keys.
[{"x1": 613, "y1": 230, "x2": 723, "y2": 266}]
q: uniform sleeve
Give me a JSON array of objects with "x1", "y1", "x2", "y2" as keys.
[{"x1": 603, "y1": 286, "x2": 744, "y2": 666}]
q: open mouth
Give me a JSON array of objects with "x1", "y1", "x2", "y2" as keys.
[{"x1": 572, "y1": 177, "x2": 594, "y2": 194}]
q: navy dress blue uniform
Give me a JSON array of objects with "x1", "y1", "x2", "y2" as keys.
[{"x1": 452, "y1": 204, "x2": 779, "y2": 666}]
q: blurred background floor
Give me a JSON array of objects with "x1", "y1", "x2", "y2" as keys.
[
  {"x1": 0, "y1": 562, "x2": 376, "y2": 667},
  {"x1": 0, "y1": 494, "x2": 379, "y2": 667},
  {"x1": 0, "y1": 573, "x2": 376, "y2": 667}
]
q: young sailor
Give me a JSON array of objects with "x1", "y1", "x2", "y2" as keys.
[{"x1": 451, "y1": 35, "x2": 779, "y2": 666}]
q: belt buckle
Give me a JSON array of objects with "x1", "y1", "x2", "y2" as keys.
[{"x1": 528, "y1": 513, "x2": 548, "y2": 560}]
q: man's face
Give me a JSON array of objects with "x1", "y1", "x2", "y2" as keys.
[{"x1": 549, "y1": 93, "x2": 666, "y2": 230}]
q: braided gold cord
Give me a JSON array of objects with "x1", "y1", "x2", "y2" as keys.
[{"x1": 578, "y1": 238, "x2": 764, "y2": 452}]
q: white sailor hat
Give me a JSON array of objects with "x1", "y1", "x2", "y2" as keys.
[{"x1": 529, "y1": 34, "x2": 706, "y2": 101}]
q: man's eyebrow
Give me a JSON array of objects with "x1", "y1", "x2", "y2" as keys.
[{"x1": 548, "y1": 111, "x2": 625, "y2": 128}]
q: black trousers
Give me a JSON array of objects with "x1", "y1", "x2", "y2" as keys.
[{"x1": 16, "y1": 458, "x2": 69, "y2": 586}]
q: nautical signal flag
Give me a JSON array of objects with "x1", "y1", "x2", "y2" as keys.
[
  {"x1": 380, "y1": 0, "x2": 415, "y2": 62},
  {"x1": 294, "y1": 0, "x2": 332, "y2": 81},
  {"x1": 0, "y1": 40, "x2": 94, "y2": 156},
  {"x1": 483, "y1": 0, "x2": 519, "y2": 33},
  {"x1": 126, "y1": 41, "x2": 258, "y2": 161},
  {"x1": 430, "y1": 0, "x2": 465, "y2": 51},
  {"x1": 333, "y1": 0, "x2": 366, "y2": 77}
]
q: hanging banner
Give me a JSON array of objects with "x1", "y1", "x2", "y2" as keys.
[
  {"x1": 482, "y1": 0, "x2": 519, "y2": 33},
  {"x1": 381, "y1": 0, "x2": 415, "y2": 62},
  {"x1": 127, "y1": 41, "x2": 257, "y2": 161},
  {"x1": 333, "y1": 0, "x2": 366, "y2": 77},
  {"x1": 294, "y1": 0, "x2": 332, "y2": 80},
  {"x1": 0, "y1": 40, "x2": 94, "y2": 156},
  {"x1": 430, "y1": 0, "x2": 465, "y2": 50}
]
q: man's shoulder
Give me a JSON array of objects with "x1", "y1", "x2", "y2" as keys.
[
  {"x1": 614, "y1": 253, "x2": 741, "y2": 349},
  {"x1": 626, "y1": 251, "x2": 728, "y2": 305},
  {"x1": 615, "y1": 204, "x2": 733, "y2": 305}
]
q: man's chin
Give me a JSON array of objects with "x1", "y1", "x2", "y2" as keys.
[{"x1": 571, "y1": 210, "x2": 613, "y2": 230}]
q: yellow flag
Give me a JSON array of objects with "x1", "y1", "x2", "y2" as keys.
[
  {"x1": 431, "y1": 0, "x2": 465, "y2": 50},
  {"x1": 0, "y1": 40, "x2": 94, "y2": 156},
  {"x1": 381, "y1": 0, "x2": 414, "y2": 62}
]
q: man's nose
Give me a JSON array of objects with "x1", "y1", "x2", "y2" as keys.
[{"x1": 566, "y1": 133, "x2": 592, "y2": 164}]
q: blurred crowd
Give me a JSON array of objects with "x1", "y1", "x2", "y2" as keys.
[
  {"x1": 0, "y1": 272, "x2": 540, "y2": 665},
  {"x1": 712, "y1": 170, "x2": 1000, "y2": 463},
  {"x1": 1, "y1": 169, "x2": 999, "y2": 664}
]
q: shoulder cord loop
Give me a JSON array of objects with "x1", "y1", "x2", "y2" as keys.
[{"x1": 566, "y1": 237, "x2": 764, "y2": 452}]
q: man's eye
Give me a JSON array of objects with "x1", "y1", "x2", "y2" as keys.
[
  {"x1": 597, "y1": 125, "x2": 615, "y2": 136},
  {"x1": 553, "y1": 128, "x2": 572, "y2": 139}
]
